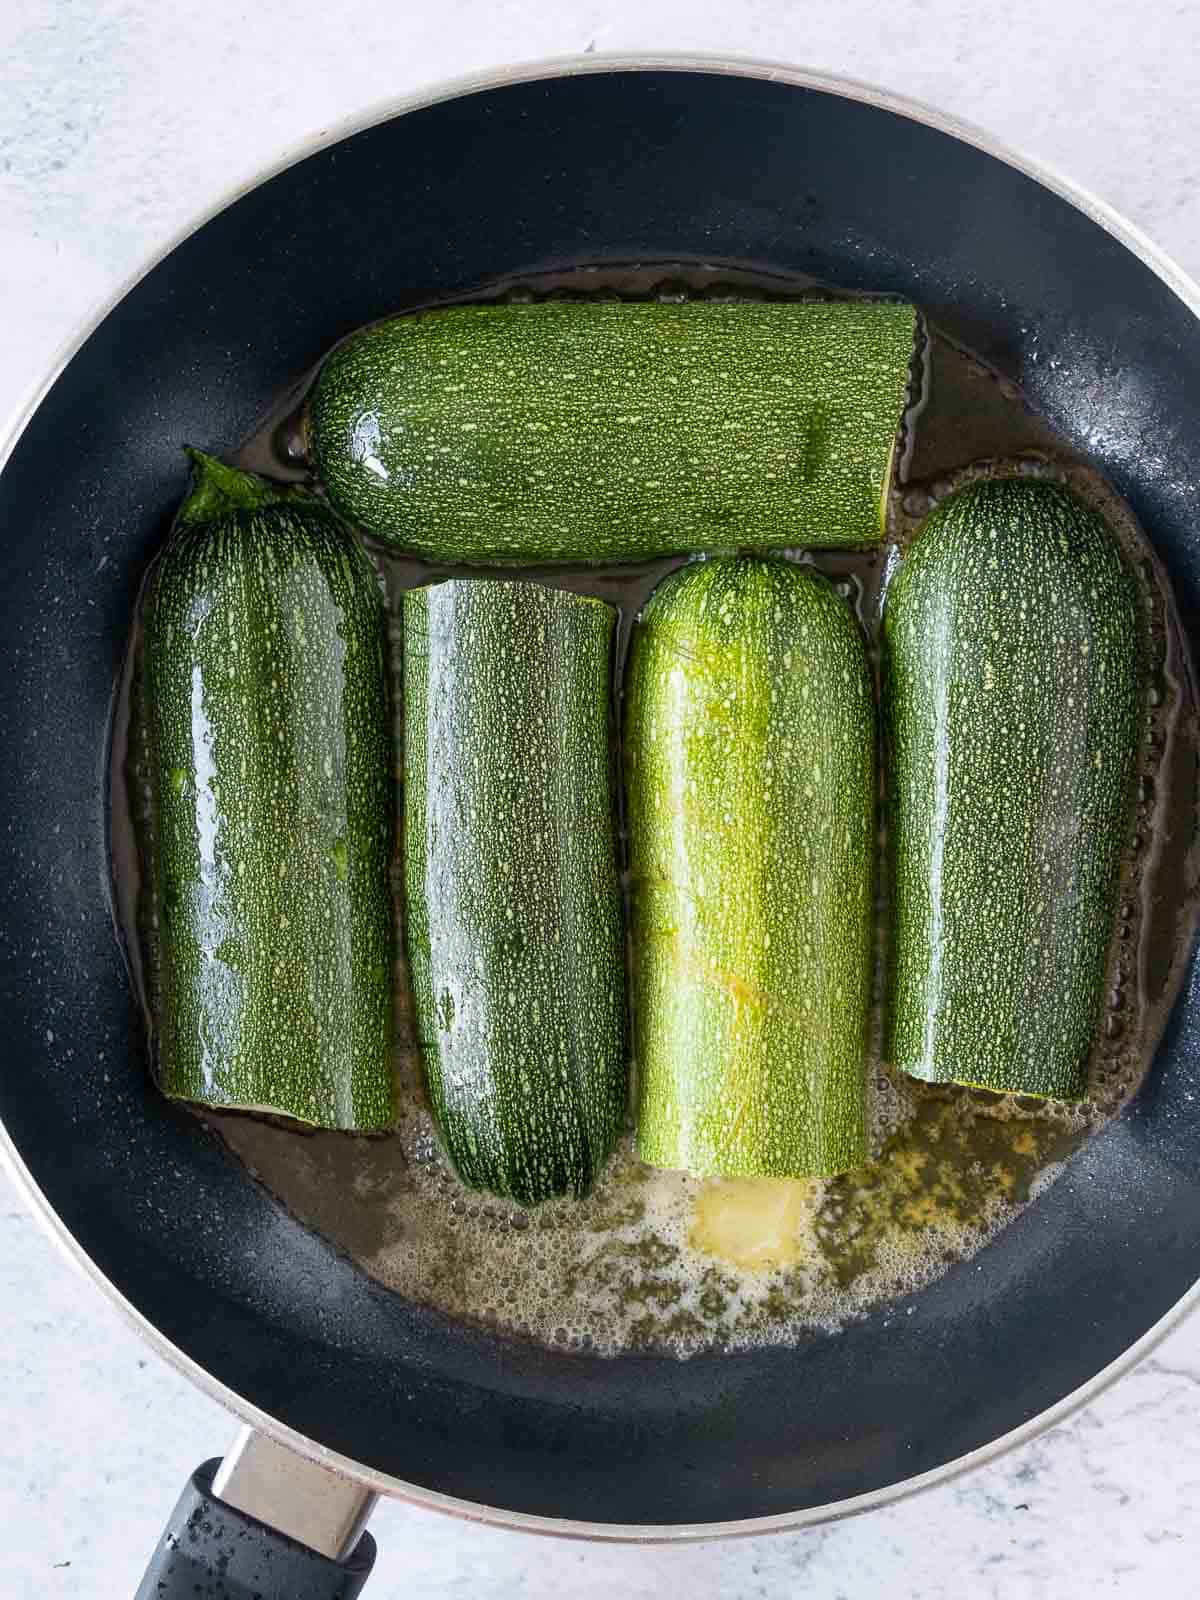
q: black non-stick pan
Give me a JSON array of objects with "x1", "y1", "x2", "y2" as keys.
[{"x1": 3, "y1": 55, "x2": 1200, "y2": 1598}]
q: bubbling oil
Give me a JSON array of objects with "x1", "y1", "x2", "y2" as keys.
[{"x1": 111, "y1": 264, "x2": 1200, "y2": 1358}]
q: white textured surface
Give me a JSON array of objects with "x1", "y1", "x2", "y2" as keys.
[{"x1": 4, "y1": 4, "x2": 1200, "y2": 1597}]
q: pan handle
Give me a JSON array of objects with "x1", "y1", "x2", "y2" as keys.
[{"x1": 135, "y1": 1430, "x2": 377, "y2": 1599}]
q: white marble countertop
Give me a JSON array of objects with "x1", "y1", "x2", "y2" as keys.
[{"x1": 4, "y1": 4, "x2": 1200, "y2": 1596}]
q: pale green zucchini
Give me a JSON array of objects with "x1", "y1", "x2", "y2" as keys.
[{"x1": 627, "y1": 556, "x2": 875, "y2": 1177}]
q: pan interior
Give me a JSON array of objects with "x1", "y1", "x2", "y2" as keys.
[{"x1": 111, "y1": 262, "x2": 1199, "y2": 1362}]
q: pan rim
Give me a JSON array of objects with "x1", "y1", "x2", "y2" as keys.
[{"x1": 3, "y1": 48, "x2": 1199, "y2": 1542}]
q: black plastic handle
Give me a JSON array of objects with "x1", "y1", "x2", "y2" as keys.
[{"x1": 135, "y1": 1459, "x2": 377, "y2": 1599}]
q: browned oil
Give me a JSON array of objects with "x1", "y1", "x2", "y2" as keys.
[{"x1": 109, "y1": 263, "x2": 1200, "y2": 1356}]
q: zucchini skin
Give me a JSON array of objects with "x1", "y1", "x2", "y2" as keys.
[
  {"x1": 146, "y1": 451, "x2": 394, "y2": 1129},
  {"x1": 626, "y1": 557, "x2": 874, "y2": 1177},
  {"x1": 884, "y1": 478, "x2": 1143, "y2": 1100},
  {"x1": 309, "y1": 299, "x2": 917, "y2": 564},
  {"x1": 403, "y1": 578, "x2": 626, "y2": 1203}
]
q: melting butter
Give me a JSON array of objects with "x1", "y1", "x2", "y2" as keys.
[{"x1": 690, "y1": 1176, "x2": 818, "y2": 1272}]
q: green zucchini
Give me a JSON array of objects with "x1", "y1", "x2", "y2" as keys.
[
  {"x1": 146, "y1": 450, "x2": 394, "y2": 1128},
  {"x1": 309, "y1": 299, "x2": 918, "y2": 564},
  {"x1": 403, "y1": 577, "x2": 626, "y2": 1202},
  {"x1": 627, "y1": 556, "x2": 875, "y2": 1177},
  {"x1": 884, "y1": 477, "x2": 1143, "y2": 1100}
]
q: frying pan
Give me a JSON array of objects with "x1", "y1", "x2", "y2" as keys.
[{"x1": 3, "y1": 52, "x2": 1200, "y2": 1598}]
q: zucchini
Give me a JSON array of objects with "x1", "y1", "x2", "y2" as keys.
[
  {"x1": 403, "y1": 577, "x2": 626, "y2": 1202},
  {"x1": 309, "y1": 299, "x2": 918, "y2": 564},
  {"x1": 884, "y1": 477, "x2": 1143, "y2": 1100},
  {"x1": 627, "y1": 556, "x2": 874, "y2": 1177},
  {"x1": 146, "y1": 450, "x2": 394, "y2": 1128}
]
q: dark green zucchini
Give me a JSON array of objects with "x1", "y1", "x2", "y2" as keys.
[
  {"x1": 884, "y1": 477, "x2": 1143, "y2": 1100},
  {"x1": 146, "y1": 450, "x2": 394, "y2": 1128},
  {"x1": 403, "y1": 577, "x2": 626, "y2": 1203},
  {"x1": 626, "y1": 557, "x2": 875, "y2": 1177},
  {"x1": 309, "y1": 299, "x2": 918, "y2": 564}
]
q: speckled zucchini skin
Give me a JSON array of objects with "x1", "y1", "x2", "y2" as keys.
[
  {"x1": 309, "y1": 299, "x2": 918, "y2": 564},
  {"x1": 146, "y1": 451, "x2": 394, "y2": 1128},
  {"x1": 884, "y1": 478, "x2": 1143, "y2": 1100},
  {"x1": 626, "y1": 557, "x2": 874, "y2": 1178},
  {"x1": 403, "y1": 578, "x2": 626, "y2": 1203}
]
